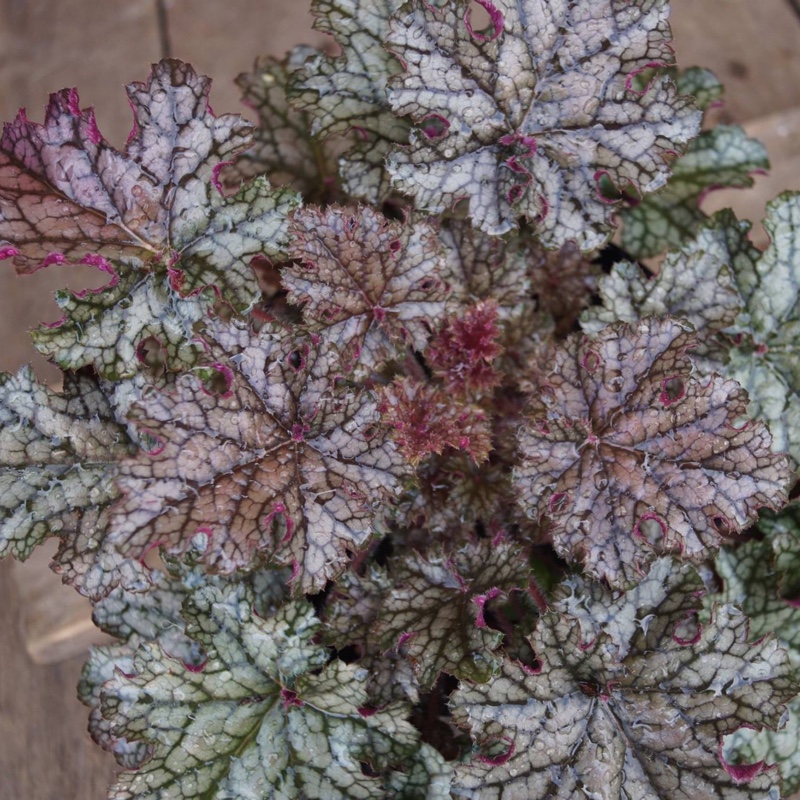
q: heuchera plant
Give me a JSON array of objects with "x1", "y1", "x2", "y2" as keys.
[{"x1": 3, "y1": 0, "x2": 800, "y2": 797}]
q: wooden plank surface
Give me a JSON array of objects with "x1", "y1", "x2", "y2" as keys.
[
  {"x1": 1, "y1": 1, "x2": 800, "y2": 798},
  {"x1": 0, "y1": 560, "x2": 117, "y2": 800},
  {"x1": 670, "y1": 0, "x2": 800, "y2": 122}
]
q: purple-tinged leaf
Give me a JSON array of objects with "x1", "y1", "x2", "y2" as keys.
[
  {"x1": 514, "y1": 317, "x2": 791, "y2": 588},
  {"x1": 452, "y1": 560, "x2": 798, "y2": 799},
  {"x1": 0, "y1": 60, "x2": 299, "y2": 377},
  {"x1": 386, "y1": 0, "x2": 701, "y2": 247},
  {"x1": 109, "y1": 323, "x2": 408, "y2": 593},
  {"x1": 284, "y1": 205, "x2": 452, "y2": 372}
]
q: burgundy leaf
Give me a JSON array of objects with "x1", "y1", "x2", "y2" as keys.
[{"x1": 514, "y1": 318, "x2": 791, "y2": 587}]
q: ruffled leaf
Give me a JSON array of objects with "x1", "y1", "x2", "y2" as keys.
[
  {"x1": 451, "y1": 560, "x2": 798, "y2": 799},
  {"x1": 621, "y1": 124, "x2": 768, "y2": 259},
  {"x1": 726, "y1": 192, "x2": 800, "y2": 464},
  {"x1": 224, "y1": 49, "x2": 344, "y2": 201},
  {"x1": 100, "y1": 581, "x2": 451, "y2": 799},
  {"x1": 582, "y1": 211, "x2": 752, "y2": 373},
  {"x1": 283, "y1": 205, "x2": 451, "y2": 371},
  {"x1": 288, "y1": 0, "x2": 409, "y2": 202},
  {"x1": 514, "y1": 317, "x2": 790, "y2": 587},
  {"x1": 386, "y1": 0, "x2": 701, "y2": 246},
  {"x1": 376, "y1": 539, "x2": 530, "y2": 687},
  {"x1": 109, "y1": 324, "x2": 408, "y2": 593},
  {"x1": 0, "y1": 366, "x2": 145, "y2": 597},
  {"x1": 0, "y1": 60, "x2": 298, "y2": 377}
]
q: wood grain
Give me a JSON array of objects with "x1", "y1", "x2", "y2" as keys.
[
  {"x1": 670, "y1": 0, "x2": 800, "y2": 123},
  {"x1": 0, "y1": 561, "x2": 117, "y2": 800},
  {"x1": 1, "y1": 1, "x2": 800, "y2": 798}
]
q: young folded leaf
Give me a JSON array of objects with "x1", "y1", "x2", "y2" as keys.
[
  {"x1": 0, "y1": 60, "x2": 298, "y2": 378},
  {"x1": 451, "y1": 560, "x2": 798, "y2": 799},
  {"x1": 514, "y1": 318, "x2": 790, "y2": 588},
  {"x1": 386, "y1": 0, "x2": 701, "y2": 247}
]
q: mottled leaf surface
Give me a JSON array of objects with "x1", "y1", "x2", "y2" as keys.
[
  {"x1": 582, "y1": 212, "x2": 752, "y2": 373},
  {"x1": 376, "y1": 540, "x2": 530, "y2": 687},
  {"x1": 726, "y1": 192, "x2": 800, "y2": 463},
  {"x1": 674, "y1": 67, "x2": 724, "y2": 112},
  {"x1": 225, "y1": 49, "x2": 344, "y2": 201},
  {"x1": 80, "y1": 644, "x2": 149, "y2": 769},
  {"x1": 324, "y1": 565, "x2": 420, "y2": 706},
  {"x1": 711, "y1": 533, "x2": 800, "y2": 795},
  {"x1": 289, "y1": 0, "x2": 408, "y2": 202},
  {"x1": 713, "y1": 538, "x2": 800, "y2": 656},
  {"x1": 0, "y1": 60, "x2": 298, "y2": 377},
  {"x1": 621, "y1": 125, "x2": 768, "y2": 259},
  {"x1": 758, "y1": 506, "x2": 800, "y2": 600},
  {"x1": 451, "y1": 561, "x2": 797, "y2": 799},
  {"x1": 0, "y1": 366, "x2": 146, "y2": 596},
  {"x1": 514, "y1": 318, "x2": 790, "y2": 587},
  {"x1": 283, "y1": 205, "x2": 451, "y2": 371},
  {"x1": 387, "y1": 0, "x2": 700, "y2": 246},
  {"x1": 101, "y1": 582, "x2": 451, "y2": 799},
  {"x1": 110, "y1": 325, "x2": 407, "y2": 592}
]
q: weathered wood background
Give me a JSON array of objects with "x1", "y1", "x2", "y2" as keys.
[{"x1": 1, "y1": 1, "x2": 799, "y2": 797}]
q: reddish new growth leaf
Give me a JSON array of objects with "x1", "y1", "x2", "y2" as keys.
[
  {"x1": 109, "y1": 324, "x2": 408, "y2": 593},
  {"x1": 379, "y1": 378, "x2": 492, "y2": 465},
  {"x1": 427, "y1": 300, "x2": 503, "y2": 394},
  {"x1": 514, "y1": 318, "x2": 791, "y2": 588},
  {"x1": 283, "y1": 205, "x2": 452, "y2": 371}
]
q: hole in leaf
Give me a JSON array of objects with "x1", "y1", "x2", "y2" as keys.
[
  {"x1": 287, "y1": 348, "x2": 306, "y2": 372},
  {"x1": 359, "y1": 761, "x2": 380, "y2": 778},
  {"x1": 336, "y1": 644, "x2": 362, "y2": 664},
  {"x1": 627, "y1": 65, "x2": 660, "y2": 94},
  {"x1": 465, "y1": 0, "x2": 503, "y2": 41},
  {"x1": 659, "y1": 376, "x2": 685, "y2": 406},
  {"x1": 672, "y1": 612, "x2": 701, "y2": 645},
  {"x1": 136, "y1": 336, "x2": 168, "y2": 374},
  {"x1": 713, "y1": 516, "x2": 733, "y2": 536},
  {"x1": 634, "y1": 514, "x2": 667, "y2": 548},
  {"x1": 196, "y1": 363, "x2": 233, "y2": 396},
  {"x1": 420, "y1": 113, "x2": 450, "y2": 140}
]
